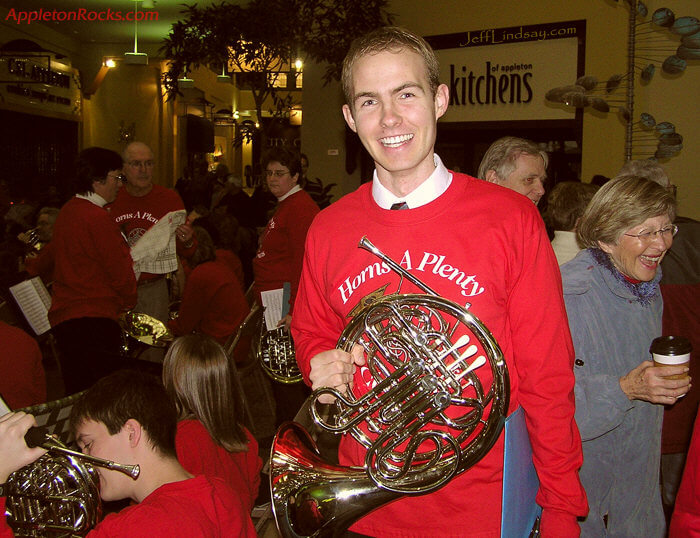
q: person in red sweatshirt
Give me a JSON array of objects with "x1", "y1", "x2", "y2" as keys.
[
  {"x1": 169, "y1": 226, "x2": 249, "y2": 346},
  {"x1": 0, "y1": 371, "x2": 256, "y2": 537},
  {"x1": 253, "y1": 147, "x2": 319, "y2": 423},
  {"x1": 163, "y1": 334, "x2": 262, "y2": 512},
  {"x1": 108, "y1": 142, "x2": 196, "y2": 362},
  {"x1": 49, "y1": 147, "x2": 137, "y2": 394},
  {"x1": 290, "y1": 26, "x2": 588, "y2": 537},
  {"x1": 252, "y1": 146, "x2": 319, "y2": 320}
]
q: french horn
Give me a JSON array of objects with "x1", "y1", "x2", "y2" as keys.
[
  {"x1": 257, "y1": 321, "x2": 303, "y2": 384},
  {"x1": 5, "y1": 432, "x2": 140, "y2": 536},
  {"x1": 270, "y1": 237, "x2": 510, "y2": 537},
  {"x1": 120, "y1": 311, "x2": 173, "y2": 356}
]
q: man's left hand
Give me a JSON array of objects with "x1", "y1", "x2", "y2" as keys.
[{"x1": 175, "y1": 223, "x2": 194, "y2": 246}]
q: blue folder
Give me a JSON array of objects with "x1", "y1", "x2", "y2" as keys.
[{"x1": 501, "y1": 406, "x2": 542, "y2": 537}]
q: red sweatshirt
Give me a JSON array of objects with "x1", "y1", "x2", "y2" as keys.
[
  {"x1": 670, "y1": 411, "x2": 700, "y2": 537},
  {"x1": 253, "y1": 189, "x2": 319, "y2": 312},
  {"x1": 175, "y1": 419, "x2": 262, "y2": 513},
  {"x1": 108, "y1": 184, "x2": 196, "y2": 283},
  {"x1": 169, "y1": 257, "x2": 249, "y2": 345},
  {"x1": 0, "y1": 475, "x2": 256, "y2": 537},
  {"x1": 291, "y1": 173, "x2": 587, "y2": 537},
  {"x1": 0, "y1": 322, "x2": 46, "y2": 409},
  {"x1": 48, "y1": 197, "x2": 136, "y2": 327}
]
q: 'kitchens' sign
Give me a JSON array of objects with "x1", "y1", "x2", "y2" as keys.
[{"x1": 426, "y1": 20, "x2": 585, "y2": 123}]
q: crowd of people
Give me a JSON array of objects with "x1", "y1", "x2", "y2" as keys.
[{"x1": 0, "y1": 24, "x2": 698, "y2": 538}]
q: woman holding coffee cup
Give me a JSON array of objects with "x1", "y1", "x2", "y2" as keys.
[{"x1": 560, "y1": 175, "x2": 691, "y2": 537}]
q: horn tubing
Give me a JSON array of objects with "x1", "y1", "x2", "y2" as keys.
[
  {"x1": 358, "y1": 236, "x2": 439, "y2": 297},
  {"x1": 40, "y1": 437, "x2": 140, "y2": 479}
]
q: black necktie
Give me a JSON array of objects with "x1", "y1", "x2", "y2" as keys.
[{"x1": 390, "y1": 201, "x2": 408, "y2": 210}]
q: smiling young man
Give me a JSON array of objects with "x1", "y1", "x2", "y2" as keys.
[
  {"x1": 291, "y1": 27, "x2": 588, "y2": 537},
  {"x1": 478, "y1": 136, "x2": 549, "y2": 205}
]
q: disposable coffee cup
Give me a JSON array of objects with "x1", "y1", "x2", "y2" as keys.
[{"x1": 650, "y1": 335, "x2": 692, "y2": 380}]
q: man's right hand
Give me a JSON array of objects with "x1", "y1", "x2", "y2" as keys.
[
  {"x1": 0, "y1": 412, "x2": 45, "y2": 483},
  {"x1": 309, "y1": 346, "x2": 365, "y2": 404}
]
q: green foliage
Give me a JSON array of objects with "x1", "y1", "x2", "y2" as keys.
[{"x1": 160, "y1": 0, "x2": 393, "y2": 99}]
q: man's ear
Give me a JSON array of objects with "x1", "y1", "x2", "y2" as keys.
[
  {"x1": 434, "y1": 83, "x2": 449, "y2": 119},
  {"x1": 342, "y1": 104, "x2": 357, "y2": 133},
  {"x1": 123, "y1": 419, "x2": 142, "y2": 448},
  {"x1": 485, "y1": 169, "x2": 501, "y2": 184},
  {"x1": 291, "y1": 172, "x2": 299, "y2": 185}
]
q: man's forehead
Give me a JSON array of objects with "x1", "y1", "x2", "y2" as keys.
[
  {"x1": 75, "y1": 418, "x2": 106, "y2": 437},
  {"x1": 352, "y1": 49, "x2": 428, "y2": 85},
  {"x1": 126, "y1": 146, "x2": 153, "y2": 160}
]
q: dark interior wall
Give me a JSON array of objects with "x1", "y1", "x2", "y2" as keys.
[{"x1": 0, "y1": 109, "x2": 78, "y2": 202}]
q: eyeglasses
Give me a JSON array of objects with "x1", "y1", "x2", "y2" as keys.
[
  {"x1": 623, "y1": 224, "x2": 678, "y2": 243},
  {"x1": 265, "y1": 169, "x2": 290, "y2": 178},
  {"x1": 126, "y1": 160, "x2": 154, "y2": 169},
  {"x1": 108, "y1": 173, "x2": 126, "y2": 182}
]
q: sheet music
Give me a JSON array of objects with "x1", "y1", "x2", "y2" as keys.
[
  {"x1": 261, "y1": 288, "x2": 284, "y2": 331},
  {"x1": 9, "y1": 277, "x2": 52, "y2": 335},
  {"x1": 130, "y1": 210, "x2": 187, "y2": 276}
]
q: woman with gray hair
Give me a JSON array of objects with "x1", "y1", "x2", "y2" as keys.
[{"x1": 561, "y1": 175, "x2": 690, "y2": 536}]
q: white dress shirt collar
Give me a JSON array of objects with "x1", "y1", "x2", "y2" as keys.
[
  {"x1": 277, "y1": 184, "x2": 302, "y2": 202},
  {"x1": 76, "y1": 191, "x2": 108, "y2": 208},
  {"x1": 371, "y1": 154, "x2": 452, "y2": 209}
]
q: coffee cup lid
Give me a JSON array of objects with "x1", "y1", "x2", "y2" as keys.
[{"x1": 650, "y1": 335, "x2": 692, "y2": 355}]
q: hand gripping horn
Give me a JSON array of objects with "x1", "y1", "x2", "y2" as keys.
[
  {"x1": 5, "y1": 430, "x2": 139, "y2": 536},
  {"x1": 270, "y1": 237, "x2": 509, "y2": 537}
]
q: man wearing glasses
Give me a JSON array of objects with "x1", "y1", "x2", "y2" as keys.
[
  {"x1": 108, "y1": 142, "x2": 195, "y2": 361},
  {"x1": 253, "y1": 147, "x2": 319, "y2": 424}
]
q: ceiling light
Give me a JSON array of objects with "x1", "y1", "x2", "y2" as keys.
[
  {"x1": 104, "y1": 58, "x2": 116, "y2": 68},
  {"x1": 124, "y1": 1, "x2": 147, "y2": 65},
  {"x1": 124, "y1": 52, "x2": 148, "y2": 65},
  {"x1": 217, "y1": 65, "x2": 231, "y2": 83},
  {"x1": 178, "y1": 77, "x2": 195, "y2": 89}
]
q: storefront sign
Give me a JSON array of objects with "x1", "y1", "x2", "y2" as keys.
[
  {"x1": 0, "y1": 55, "x2": 81, "y2": 118},
  {"x1": 426, "y1": 21, "x2": 585, "y2": 123}
]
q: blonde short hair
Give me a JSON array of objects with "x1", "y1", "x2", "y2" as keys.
[
  {"x1": 576, "y1": 175, "x2": 676, "y2": 248},
  {"x1": 342, "y1": 26, "x2": 440, "y2": 109}
]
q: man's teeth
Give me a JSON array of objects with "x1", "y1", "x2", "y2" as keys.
[{"x1": 381, "y1": 134, "x2": 413, "y2": 147}]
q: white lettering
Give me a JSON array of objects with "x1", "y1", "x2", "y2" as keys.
[
  {"x1": 338, "y1": 277, "x2": 353, "y2": 304},
  {"x1": 400, "y1": 250, "x2": 412, "y2": 270},
  {"x1": 417, "y1": 252, "x2": 441, "y2": 272},
  {"x1": 336, "y1": 250, "x2": 485, "y2": 304}
]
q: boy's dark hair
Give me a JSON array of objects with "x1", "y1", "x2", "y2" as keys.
[
  {"x1": 69, "y1": 370, "x2": 178, "y2": 458},
  {"x1": 261, "y1": 147, "x2": 301, "y2": 178},
  {"x1": 73, "y1": 147, "x2": 123, "y2": 195}
]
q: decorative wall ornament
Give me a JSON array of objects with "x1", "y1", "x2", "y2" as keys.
[
  {"x1": 118, "y1": 121, "x2": 136, "y2": 143},
  {"x1": 546, "y1": 1, "x2": 698, "y2": 161}
]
